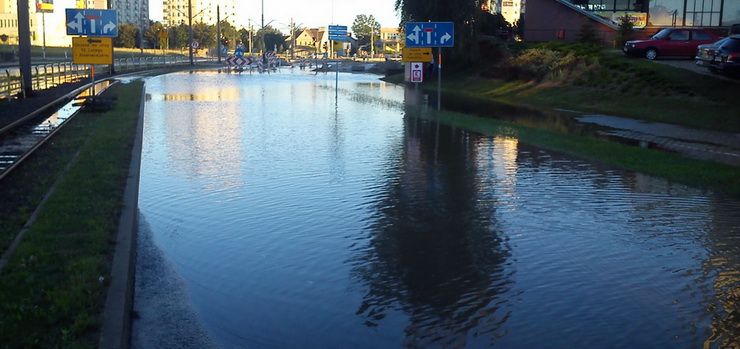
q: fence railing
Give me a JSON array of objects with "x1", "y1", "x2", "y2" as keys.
[{"x1": 2, "y1": 56, "x2": 208, "y2": 99}]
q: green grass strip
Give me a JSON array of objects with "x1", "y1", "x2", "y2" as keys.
[
  {"x1": 0, "y1": 81, "x2": 143, "y2": 348},
  {"x1": 409, "y1": 106, "x2": 740, "y2": 197}
]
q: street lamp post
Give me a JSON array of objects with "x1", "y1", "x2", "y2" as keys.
[
  {"x1": 188, "y1": 0, "x2": 194, "y2": 65},
  {"x1": 261, "y1": 0, "x2": 265, "y2": 56},
  {"x1": 217, "y1": 5, "x2": 221, "y2": 63}
]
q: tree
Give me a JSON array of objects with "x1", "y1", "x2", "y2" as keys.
[
  {"x1": 219, "y1": 20, "x2": 238, "y2": 46},
  {"x1": 616, "y1": 15, "x2": 635, "y2": 48},
  {"x1": 145, "y1": 21, "x2": 165, "y2": 49},
  {"x1": 192, "y1": 22, "x2": 216, "y2": 48},
  {"x1": 576, "y1": 21, "x2": 601, "y2": 44},
  {"x1": 115, "y1": 23, "x2": 138, "y2": 48},
  {"x1": 352, "y1": 14, "x2": 380, "y2": 46},
  {"x1": 168, "y1": 24, "x2": 189, "y2": 50},
  {"x1": 257, "y1": 25, "x2": 285, "y2": 53}
]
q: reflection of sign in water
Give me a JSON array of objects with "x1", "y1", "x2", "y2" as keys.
[{"x1": 36, "y1": 0, "x2": 53, "y2": 13}]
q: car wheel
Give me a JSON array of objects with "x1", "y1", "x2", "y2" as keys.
[{"x1": 645, "y1": 48, "x2": 658, "y2": 60}]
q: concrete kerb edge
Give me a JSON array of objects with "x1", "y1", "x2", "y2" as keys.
[{"x1": 98, "y1": 83, "x2": 146, "y2": 349}]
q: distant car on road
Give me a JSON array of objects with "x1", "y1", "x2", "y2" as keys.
[
  {"x1": 623, "y1": 28, "x2": 721, "y2": 60},
  {"x1": 707, "y1": 35, "x2": 740, "y2": 75},
  {"x1": 695, "y1": 37, "x2": 730, "y2": 68}
]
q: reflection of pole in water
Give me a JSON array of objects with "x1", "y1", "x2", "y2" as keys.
[{"x1": 350, "y1": 117, "x2": 514, "y2": 345}]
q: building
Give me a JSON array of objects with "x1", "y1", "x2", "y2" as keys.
[
  {"x1": 380, "y1": 27, "x2": 401, "y2": 52},
  {"x1": 500, "y1": 0, "x2": 523, "y2": 25},
  {"x1": 111, "y1": 0, "x2": 149, "y2": 26},
  {"x1": 162, "y1": 0, "x2": 237, "y2": 26},
  {"x1": 523, "y1": 0, "x2": 740, "y2": 45},
  {"x1": 295, "y1": 27, "x2": 327, "y2": 55},
  {"x1": 0, "y1": 0, "x2": 149, "y2": 48}
]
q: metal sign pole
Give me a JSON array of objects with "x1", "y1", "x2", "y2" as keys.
[
  {"x1": 91, "y1": 65, "x2": 96, "y2": 96},
  {"x1": 437, "y1": 48, "x2": 442, "y2": 110}
]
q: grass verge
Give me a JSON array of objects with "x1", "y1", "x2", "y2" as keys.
[
  {"x1": 408, "y1": 106, "x2": 740, "y2": 197},
  {"x1": 0, "y1": 80, "x2": 143, "y2": 347}
]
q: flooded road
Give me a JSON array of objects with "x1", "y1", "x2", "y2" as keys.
[{"x1": 134, "y1": 70, "x2": 740, "y2": 348}]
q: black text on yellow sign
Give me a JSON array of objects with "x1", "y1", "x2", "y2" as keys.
[
  {"x1": 402, "y1": 47, "x2": 433, "y2": 62},
  {"x1": 72, "y1": 37, "x2": 113, "y2": 65}
]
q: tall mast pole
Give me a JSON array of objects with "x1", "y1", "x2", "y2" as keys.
[{"x1": 188, "y1": 0, "x2": 194, "y2": 65}]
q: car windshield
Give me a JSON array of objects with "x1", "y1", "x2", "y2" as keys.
[{"x1": 652, "y1": 29, "x2": 671, "y2": 40}]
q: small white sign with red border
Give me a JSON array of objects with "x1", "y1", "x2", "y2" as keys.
[{"x1": 410, "y1": 62, "x2": 423, "y2": 83}]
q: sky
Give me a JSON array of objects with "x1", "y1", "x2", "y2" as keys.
[{"x1": 149, "y1": 0, "x2": 401, "y2": 33}]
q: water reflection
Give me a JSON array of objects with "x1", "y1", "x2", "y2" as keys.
[
  {"x1": 136, "y1": 70, "x2": 740, "y2": 348},
  {"x1": 351, "y1": 115, "x2": 515, "y2": 347}
]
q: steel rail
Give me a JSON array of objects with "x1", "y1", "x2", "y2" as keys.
[{"x1": 0, "y1": 78, "x2": 119, "y2": 182}]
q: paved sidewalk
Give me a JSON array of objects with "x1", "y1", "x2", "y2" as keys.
[{"x1": 578, "y1": 114, "x2": 740, "y2": 167}]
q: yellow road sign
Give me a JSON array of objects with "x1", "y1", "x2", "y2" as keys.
[
  {"x1": 72, "y1": 37, "x2": 113, "y2": 65},
  {"x1": 402, "y1": 47, "x2": 433, "y2": 62},
  {"x1": 158, "y1": 29, "x2": 168, "y2": 39}
]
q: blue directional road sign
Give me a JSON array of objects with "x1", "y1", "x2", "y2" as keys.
[
  {"x1": 405, "y1": 22, "x2": 454, "y2": 47},
  {"x1": 234, "y1": 47, "x2": 244, "y2": 58},
  {"x1": 328, "y1": 25, "x2": 348, "y2": 42},
  {"x1": 66, "y1": 9, "x2": 118, "y2": 37}
]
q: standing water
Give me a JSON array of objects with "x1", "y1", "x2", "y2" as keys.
[{"x1": 134, "y1": 70, "x2": 739, "y2": 348}]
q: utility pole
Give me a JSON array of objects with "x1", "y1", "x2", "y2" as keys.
[
  {"x1": 217, "y1": 5, "x2": 221, "y2": 63},
  {"x1": 188, "y1": 0, "x2": 194, "y2": 65},
  {"x1": 17, "y1": 0, "x2": 32, "y2": 96},
  {"x1": 260, "y1": 0, "x2": 265, "y2": 56},
  {"x1": 290, "y1": 18, "x2": 295, "y2": 60}
]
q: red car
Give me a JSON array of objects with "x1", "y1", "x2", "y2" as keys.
[{"x1": 623, "y1": 28, "x2": 721, "y2": 60}]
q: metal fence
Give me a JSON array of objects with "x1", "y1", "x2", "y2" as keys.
[{"x1": 2, "y1": 56, "x2": 202, "y2": 99}]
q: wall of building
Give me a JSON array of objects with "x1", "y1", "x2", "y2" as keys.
[{"x1": 523, "y1": 0, "x2": 617, "y2": 45}]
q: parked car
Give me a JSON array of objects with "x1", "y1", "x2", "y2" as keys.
[
  {"x1": 730, "y1": 23, "x2": 740, "y2": 35},
  {"x1": 708, "y1": 35, "x2": 740, "y2": 74},
  {"x1": 695, "y1": 37, "x2": 730, "y2": 68},
  {"x1": 623, "y1": 28, "x2": 721, "y2": 60}
]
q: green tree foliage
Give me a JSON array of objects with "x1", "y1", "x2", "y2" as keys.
[
  {"x1": 168, "y1": 24, "x2": 189, "y2": 50},
  {"x1": 616, "y1": 16, "x2": 635, "y2": 47},
  {"x1": 145, "y1": 21, "x2": 165, "y2": 49},
  {"x1": 192, "y1": 22, "x2": 216, "y2": 48},
  {"x1": 576, "y1": 21, "x2": 601, "y2": 44},
  {"x1": 352, "y1": 14, "x2": 381, "y2": 46},
  {"x1": 219, "y1": 20, "x2": 238, "y2": 47},
  {"x1": 114, "y1": 23, "x2": 138, "y2": 48}
]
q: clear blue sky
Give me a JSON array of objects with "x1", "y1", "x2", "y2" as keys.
[{"x1": 150, "y1": 0, "x2": 401, "y2": 33}]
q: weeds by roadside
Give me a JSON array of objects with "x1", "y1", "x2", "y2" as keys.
[{"x1": 456, "y1": 41, "x2": 740, "y2": 132}]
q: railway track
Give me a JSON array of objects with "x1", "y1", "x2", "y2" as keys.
[{"x1": 0, "y1": 79, "x2": 116, "y2": 182}]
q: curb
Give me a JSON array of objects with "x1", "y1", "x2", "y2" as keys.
[{"x1": 98, "y1": 83, "x2": 146, "y2": 349}]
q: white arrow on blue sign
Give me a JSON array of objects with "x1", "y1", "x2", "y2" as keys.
[
  {"x1": 66, "y1": 9, "x2": 118, "y2": 37},
  {"x1": 328, "y1": 25, "x2": 348, "y2": 42},
  {"x1": 405, "y1": 22, "x2": 454, "y2": 47}
]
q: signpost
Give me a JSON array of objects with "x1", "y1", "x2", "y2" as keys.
[
  {"x1": 328, "y1": 25, "x2": 348, "y2": 41},
  {"x1": 404, "y1": 22, "x2": 454, "y2": 47},
  {"x1": 410, "y1": 62, "x2": 423, "y2": 83},
  {"x1": 66, "y1": 9, "x2": 118, "y2": 37},
  {"x1": 402, "y1": 47, "x2": 433, "y2": 62},
  {"x1": 405, "y1": 22, "x2": 454, "y2": 110},
  {"x1": 66, "y1": 8, "x2": 118, "y2": 94},
  {"x1": 72, "y1": 36, "x2": 113, "y2": 65},
  {"x1": 327, "y1": 24, "x2": 348, "y2": 103}
]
